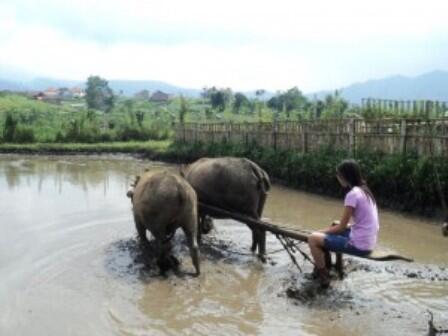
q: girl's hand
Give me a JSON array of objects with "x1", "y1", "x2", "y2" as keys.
[
  {"x1": 318, "y1": 220, "x2": 340, "y2": 233},
  {"x1": 322, "y1": 207, "x2": 353, "y2": 234}
]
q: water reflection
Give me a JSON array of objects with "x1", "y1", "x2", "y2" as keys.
[
  {"x1": 0, "y1": 155, "x2": 173, "y2": 197},
  {"x1": 3, "y1": 161, "x2": 21, "y2": 189}
]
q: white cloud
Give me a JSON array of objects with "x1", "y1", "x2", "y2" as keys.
[
  {"x1": 0, "y1": 22, "x2": 310, "y2": 90},
  {"x1": 1, "y1": 0, "x2": 448, "y2": 91},
  {"x1": 7, "y1": 0, "x2": 446, "y2": 42}
]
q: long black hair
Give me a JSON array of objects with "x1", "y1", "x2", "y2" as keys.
[{"x1": 337, "y1": 159, "x2": 376, "y2": 203}]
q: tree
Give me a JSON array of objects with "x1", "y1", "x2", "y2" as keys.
[
  {"x1": 321, "y1": 91, "x2": 349, "y2": 119},
  {"x1": 85, "y1": 75, "x2": 115, "y2": 112},
  {"x1": 179, "y1": 95, "x2": 188, "y2": 123},
  {"x1": 255, "y1": 89, "x2": 265, "y2": 99},
  {"x1": 314, "y1": 99, "x2": 325, "y2": 119},
  {"x1": 267, "y1": 87, "x2": 308, "y2": 117},
  {"x1": 253, "y1": 89, "x2": 266, "y2": 119},
  {"x1": 124, "y1": 99, "x2": 134, "y2": 112},
  {"x1": 202, "y1": 87, "x2": 232, "y2": 111},
  {"x1": 233, "y1": 92, "x2": 249, "y2": 114}
]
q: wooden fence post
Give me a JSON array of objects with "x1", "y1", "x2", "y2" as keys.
[
  {"x1": 400, "y1": 119, "x2": 407, "y2": 155},
  {"x1": 348, "y1": 118, "x2": 355, "y2": 155},
  {"x1": 302, "y1": 123, "x2": 307, "y2": 153},
  {"x1": 273, "y1": 120, "x2": 278, "y2": 150}
]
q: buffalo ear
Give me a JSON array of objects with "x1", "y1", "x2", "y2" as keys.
[{"x1": 131, "y1": 175, "x2": 141, "y2": 187}]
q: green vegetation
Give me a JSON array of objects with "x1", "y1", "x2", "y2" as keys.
[
  {"x1": 169, "y1": 141, "x2": 448, "y2": 216},
  {"x1": 0, "y1": 141, "x2": 183, "y2": 164},
  {"x1": 2, "y1": 77, "x2": 446, "y2": 146},
  {"x1": 0, "y1": 91, "x2": 175, "y2": 143},
  {"x1": 85, "y1": 75, "x2": 115, "y2": 112}
]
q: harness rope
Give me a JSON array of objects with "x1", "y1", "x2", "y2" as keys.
[{"x1": 202, "y1": 234, "x2": 315, "y2": 270}]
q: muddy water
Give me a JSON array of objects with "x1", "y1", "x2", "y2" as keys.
[{"x1": 0, "y1": 154, "x2": 447, "y2": 336}]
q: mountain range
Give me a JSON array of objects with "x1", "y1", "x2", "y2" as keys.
[
  {"x1": 1, "y1": 70, "x2": 448, "y2": 103},
  {"x1": 310, "y1": 70, "x2": 448, "y2": 103}
]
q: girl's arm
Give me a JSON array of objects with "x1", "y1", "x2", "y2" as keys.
[{"x1": 320, "y1": 206, "x2": 353, "y2": 234}]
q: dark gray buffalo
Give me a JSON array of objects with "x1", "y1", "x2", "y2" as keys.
[
  {"x1": 182, "y1": 157, "x2": 271, "y2": 260},
  {"x1": 127, "y1": 170, "x2": 200, "y2": 275}
]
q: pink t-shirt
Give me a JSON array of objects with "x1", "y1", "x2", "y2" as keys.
[{"x1": 344, "y1": 186, "x2": 379, "y2": 251}]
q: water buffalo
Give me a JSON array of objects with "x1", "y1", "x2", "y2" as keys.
[
  {"x1": 127, "y1": 170, "x2": 200, "y2": 275},
  {"x1": 181, "y1": 157, "x2": 271, "y2": 261}
]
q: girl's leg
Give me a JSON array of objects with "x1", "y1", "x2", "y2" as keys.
[
  {"x1": 308, "y1": 232, "x2": 327, "y2": 269},
  {"x1": 308, "y1": 232, "x2": 331, "y2": 287}
]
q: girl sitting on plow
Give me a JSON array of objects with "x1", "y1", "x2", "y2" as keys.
[{"x1": 308, "y1": 159, "x2": 379, "y2": 287}]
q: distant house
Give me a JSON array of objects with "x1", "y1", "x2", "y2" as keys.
[
  {"x1": 150, "y1": 90, "x2": 171, "y2": 102},
  {"x1": 32, "y1": 92, "x2": 45, "y2": 101},
  {"x1": 30, "y1": 87, "x2": 85, "y2": 101},
  {"x1": 43, "y1": 87, "x2": 60, "y2": 99},
  {"x1": 135, "y1": 89, "x2": 151, "y2": 100},
  {"x1": 31, "y1": 90, "x2": 58, "y2": 102},
  {"x1": 70, "y1": 87, "x2": 85, "y2": 98}
]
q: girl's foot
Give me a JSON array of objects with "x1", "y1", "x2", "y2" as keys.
[{"x1": 316, "y1": 268, "x2": 331, "y2": 288}]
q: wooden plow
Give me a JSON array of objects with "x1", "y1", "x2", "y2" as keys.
[{"x1": 198, "y1": 202, "x2": 413, "y2": 276}]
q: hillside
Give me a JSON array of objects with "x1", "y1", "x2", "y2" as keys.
[{"x1": 310, "y1": 70, "x2": 448, "y2": 103}]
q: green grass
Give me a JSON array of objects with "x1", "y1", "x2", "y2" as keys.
[
  {"x1": 0, "y1": 94, "x2": 176, "y2": 143},
  {"x1": 0, "y1": 140, "x2": 172, "y2": 155}
]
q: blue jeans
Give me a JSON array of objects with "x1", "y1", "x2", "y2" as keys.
[{"x1": 323, "y1": 228, "x2": 371, "y2": 257}]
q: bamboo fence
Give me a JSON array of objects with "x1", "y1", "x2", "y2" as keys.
[{"x1": 174, "y1": 118, "x2": 448, "y2": 157}]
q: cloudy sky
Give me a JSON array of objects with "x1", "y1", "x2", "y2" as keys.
[{"x1": 0, "y1": 0, "x2": 447, "y2": 92}]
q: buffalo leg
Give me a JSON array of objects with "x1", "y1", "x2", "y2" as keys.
[
  {"x1": 251, "y1": 228, "x2": 257, "y2": 252},
  {"x1": 197, "y1": 215, "x2": 203, "y2": 244},
  {"x1": 250, "y1": 228, "x2": 266, "y2": 262},
  {"x1": 135, "y1": 217, "x2": 148, "y2": 243},
  {"x1": 257, "y1": 229, "x2": 267, "y2": 262},
  {"x1": 250, "y1": 198, "x2": 263, "y2": 253},
  {"x1": 256, "y1": 192, "x2": 268, "y2": 219},
  {"x1": 256, "y1": 193, "x2": 267, "y2": 261},
  {"x1": 183, "y1": 226, "x2": 200, "y2": 276}
]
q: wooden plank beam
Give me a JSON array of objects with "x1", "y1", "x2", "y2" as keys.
[
  {"x1": 198, "y1": 202, "x2": 309, "y2": 242},
  {"x1": 198, "y1": 202, "x2": 413, "y2": 262}
]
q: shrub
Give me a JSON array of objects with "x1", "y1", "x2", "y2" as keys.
[
  {"x1": 171, "y1": 140, "x2": 448, "y2": 216},
  {"x1": 3, "y1": 112, "x2": 18, "y2": 142},
  {"x1": 14, "y1": 126, "x2": 36, "y2": 143}
]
